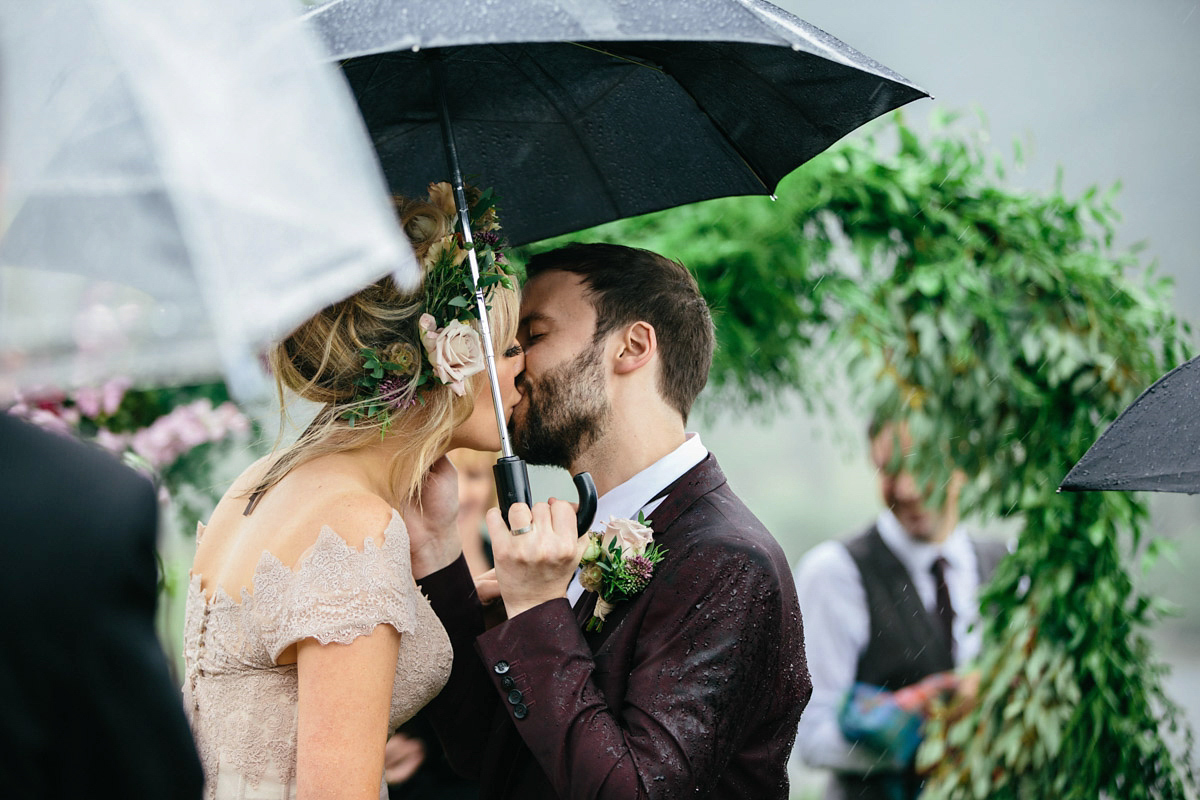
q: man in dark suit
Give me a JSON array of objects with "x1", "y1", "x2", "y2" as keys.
[
  {"x1": 410, "y1": 243, "x2": 811, "y2": 799},
  {"x1": 0, "y1": 413, "x2": 204, "y2": 798}
]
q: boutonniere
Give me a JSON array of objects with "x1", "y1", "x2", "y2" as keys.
[{"x1": 578, "y1": 513, "x2": 667, "y2": 632}]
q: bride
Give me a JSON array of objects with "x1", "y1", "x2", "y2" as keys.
[{"x1": 183, "y1": 185, "x2": 522, "y2": 799}]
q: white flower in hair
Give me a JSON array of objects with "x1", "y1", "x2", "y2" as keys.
[{"x1": 418, "y1": 314, "x2": 485, "y2": 396}]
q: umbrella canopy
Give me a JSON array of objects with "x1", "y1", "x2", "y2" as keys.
[
  {"x1": 305, "y1": 0, "x2": 929, "y2": 245},
  {"x1": 1060, "y1": 355, "x2": 1200, "y2": 494},
  {"x1": 0, "y1": 0, "x2": 416, "y2": 403}
]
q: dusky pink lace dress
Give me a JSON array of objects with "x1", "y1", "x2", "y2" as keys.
[{"x1": 182, "y1": 510, "x2": 452, "y2": 800}]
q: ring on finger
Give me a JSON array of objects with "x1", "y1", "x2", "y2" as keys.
[{"x1": 511, "y1": 524, "x2": 534, "y2": 536}]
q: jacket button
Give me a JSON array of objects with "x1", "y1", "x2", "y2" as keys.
[
  {"x1": 493, "y1": 660, "x2": 510, "y2": 674},
  {"x1": 507, "y1": 689, "x2": 523, "y2": 705},
  {"x1": 513, "y1": 703, "x2": 528, "y2": 720},
  {"x1": 500, "y1": 675, "x2": 516, "y2": 690}
]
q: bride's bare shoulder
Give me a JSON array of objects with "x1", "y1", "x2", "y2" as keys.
[
  {"x1": 285, "y1": 489, "x2": 398, "y2": 551},
  {"x1": 206, "y1": 455, "x2": 397, "y2": 554}
]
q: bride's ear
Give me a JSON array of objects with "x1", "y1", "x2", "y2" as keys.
[{"x1": 612, "y1": 321, "x2": 656, "y2": 375}]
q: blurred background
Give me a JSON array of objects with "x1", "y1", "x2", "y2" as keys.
[{"x1": 691, "y1": 1, "x2": 1200, "y2": 790}]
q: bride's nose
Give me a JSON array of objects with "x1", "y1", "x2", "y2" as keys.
[{"x1": 513, "y1": 361, "x2": 527, "y2": 395}]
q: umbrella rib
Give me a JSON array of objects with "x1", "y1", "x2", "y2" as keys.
[
  {"x1": 661, "y1": 64, "x2": 773, "y2": 194},
  {"x1": 495, "y1": 47, "x2": 627, "y2": 220},
  {"x1": 563, "y1": 41, "x2": 772, "y2": 194},
  {"x1": 567, "y1": 42, "x2": 664, "y2": 73}
]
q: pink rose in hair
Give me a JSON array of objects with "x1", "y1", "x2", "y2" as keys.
[{"x1": 418, "y1": 314, "x2": 485, "y2": 396}]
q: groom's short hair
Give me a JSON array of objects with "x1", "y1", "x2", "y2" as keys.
[{"x1": 525, "y1": 242, "x2": 714, "y2": 421}]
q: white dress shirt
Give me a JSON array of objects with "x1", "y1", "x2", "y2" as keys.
[
  {"x1": 790, "y1": 510, "x2": 983, "y2": 773},
  {"x1": 566, "y1": 433, "x2": 708, "y2": 605}
]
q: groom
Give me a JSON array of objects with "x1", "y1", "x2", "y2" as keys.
[{"x1": 415, "y1": 243, "x2": 810, "y2": 799}]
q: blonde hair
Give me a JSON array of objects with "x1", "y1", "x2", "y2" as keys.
[{"x1": 249, "y1": 194, "x2": 519, "y2": 506}]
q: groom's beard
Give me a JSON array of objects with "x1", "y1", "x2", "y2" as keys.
[{"x1": 510, "y1": 340, "x2": 611, "y2": 470}]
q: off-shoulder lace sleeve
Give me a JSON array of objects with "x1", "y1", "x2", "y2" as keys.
[{"x1": 251, "y1": 511, "x2": 419, "y2": 663}]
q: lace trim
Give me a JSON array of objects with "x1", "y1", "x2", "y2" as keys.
[
  {"x1": 251, "y1": 519, "x2": 418, "y2": 661},
  {"x1": 184, "y1": 510, "x2": 439, "y2": 796}
]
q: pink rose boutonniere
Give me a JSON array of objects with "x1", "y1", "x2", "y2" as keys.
[
  {"x1": 578, "y1": 513, "x2": 667, "y2": 632},
  {"x1": 418, "y1": 313, "x2": 485, "y2": 396}
]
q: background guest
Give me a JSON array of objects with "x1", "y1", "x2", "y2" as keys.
[{"x1": 792, "y1": 418, "x2": 1008, "y2": 800}]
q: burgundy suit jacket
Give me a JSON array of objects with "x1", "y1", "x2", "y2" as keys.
[{"x1": 417, "y1": 454, "x2": 811, "y2": 799}]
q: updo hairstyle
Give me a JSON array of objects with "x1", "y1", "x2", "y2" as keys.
[{"x1": 249, "y1": 193, "x2": 518, "y2": 505}]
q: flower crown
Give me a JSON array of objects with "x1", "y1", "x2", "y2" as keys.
[{"x1": 342, "y1": 182, "x2": 512, "y2": 431}]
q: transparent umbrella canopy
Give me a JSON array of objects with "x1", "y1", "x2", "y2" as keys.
[{"x1": 0, "y1": 0, "x2": 417, "y2": 404}]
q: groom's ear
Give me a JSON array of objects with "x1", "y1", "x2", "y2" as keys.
[{"x1": 612, "y1": 321, "x2": 656, "y2": 375}]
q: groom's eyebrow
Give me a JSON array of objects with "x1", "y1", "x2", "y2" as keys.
[{"x1": 519, "y1": 310, "x2": 553, "y2": 328}]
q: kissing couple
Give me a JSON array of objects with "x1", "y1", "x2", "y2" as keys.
[{"x1": 185, "y1": 185, "x2": 811, "y2": 800}]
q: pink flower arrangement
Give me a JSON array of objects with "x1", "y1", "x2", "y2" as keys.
[
  {"x1": 6, "y1": 381, "x2": 251, "y2": 471},
  {"x1": 6, "y1": 379, "x2": 256, "y2": 541},
  {"x1": 73, "y1": 378, "x2": 131, "y2": 417},
  {"x1": 129, "y1": 399, "x2": 250, "y2": 468}
]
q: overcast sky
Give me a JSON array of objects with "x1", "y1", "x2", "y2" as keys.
[{"x1": 775, "y1": 0, "x2": 1200, "y2": 321}]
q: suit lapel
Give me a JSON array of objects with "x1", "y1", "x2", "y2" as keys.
[
  {"x1": 574, "y1": 590, "x2": 597, "y2": 624},
  {"x1": 578, "y1": 455, "x2": 728, "y2": 652},
  {"x1": 641, "y1": 454, "x2": 726, "y2": 538}
]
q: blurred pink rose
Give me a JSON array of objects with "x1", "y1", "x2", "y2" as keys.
[
  {"x1": 130, "y1": 398, "x2": 251, "y2": 468},
  {"x1": 73, "y1": 386, "x2": 104, "y2": 417}
]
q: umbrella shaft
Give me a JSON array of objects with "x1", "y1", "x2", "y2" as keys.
[{"x1": 433, "y1": 56, "x2": 515, "y2": 459}]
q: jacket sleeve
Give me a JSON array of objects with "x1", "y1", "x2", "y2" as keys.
[
  {"x1": 473, "y1": 537, "x2": 787, "y2": 799},
  {"x1": 415, "y1": 555, "x2": 500, "y2": 777}
]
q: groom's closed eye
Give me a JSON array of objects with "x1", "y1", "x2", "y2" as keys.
[{"x1": 518, "y1": 311, "x2": 552, "y2": 349}]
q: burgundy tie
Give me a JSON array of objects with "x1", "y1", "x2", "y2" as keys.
[{"x1": 931, "y1": 556, "x2": 956, "y2": 658}]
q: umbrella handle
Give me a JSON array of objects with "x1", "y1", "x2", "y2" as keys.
[
  {"x1": 572, "y1": 471, "x2": 598, "y2": 536},
  {"x1": 494, "y1": 456, "x2": 598, "y2": 536}
]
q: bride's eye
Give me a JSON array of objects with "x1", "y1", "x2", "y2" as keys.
[{"x1": 503, "y1": 343, "x2": 523, "y2": 358}]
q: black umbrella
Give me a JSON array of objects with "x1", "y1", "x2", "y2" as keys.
[
  {"x1": 309, "y1": 0, "x2": 928, "y2": 246},
  {"x1": 1060, "y1": 355, "x2": 1200, "y2": 494},
  {"x1": 305, "y1": 0, "x2": 928, "y2": 525}
]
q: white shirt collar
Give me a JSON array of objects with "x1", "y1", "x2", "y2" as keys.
[
  {"x1": 589, "y1": 432, "x2": 708, "y2": 531},
  {"x1": 876, "y1": 508, "x2": 971, "y2": 576}
]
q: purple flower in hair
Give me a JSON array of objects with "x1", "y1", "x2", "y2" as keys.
[
  {"x1": 474, "y1": 229, "x2": 502, "y2": 248},
  {"x1": 378, "y1": 374, "x2": 415, "y2": 410}
]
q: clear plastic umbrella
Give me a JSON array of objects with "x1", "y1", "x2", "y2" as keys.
[{"x1": 0, "y1": 0, "x2": 417, "y2": 404}]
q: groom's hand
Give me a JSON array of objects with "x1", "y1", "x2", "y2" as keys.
[
  {"x1": 402, "y1": 455, "x2": 463, "y2": 579},
  {"x1": 488, "y1": 499, "x2": 586, "y2": 619}
]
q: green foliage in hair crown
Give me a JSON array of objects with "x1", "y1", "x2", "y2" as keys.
[{"x1": 342, "y1": 182, "x2": 512, "y2": 432}]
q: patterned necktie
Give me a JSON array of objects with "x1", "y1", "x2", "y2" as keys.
[{"x1": 931, "y1": 556, "x2": 956, "y2": 658}]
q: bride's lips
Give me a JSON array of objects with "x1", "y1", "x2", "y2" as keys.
[{"x1": 506, "y1": 393, "x2": 527, "y2": 421}]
